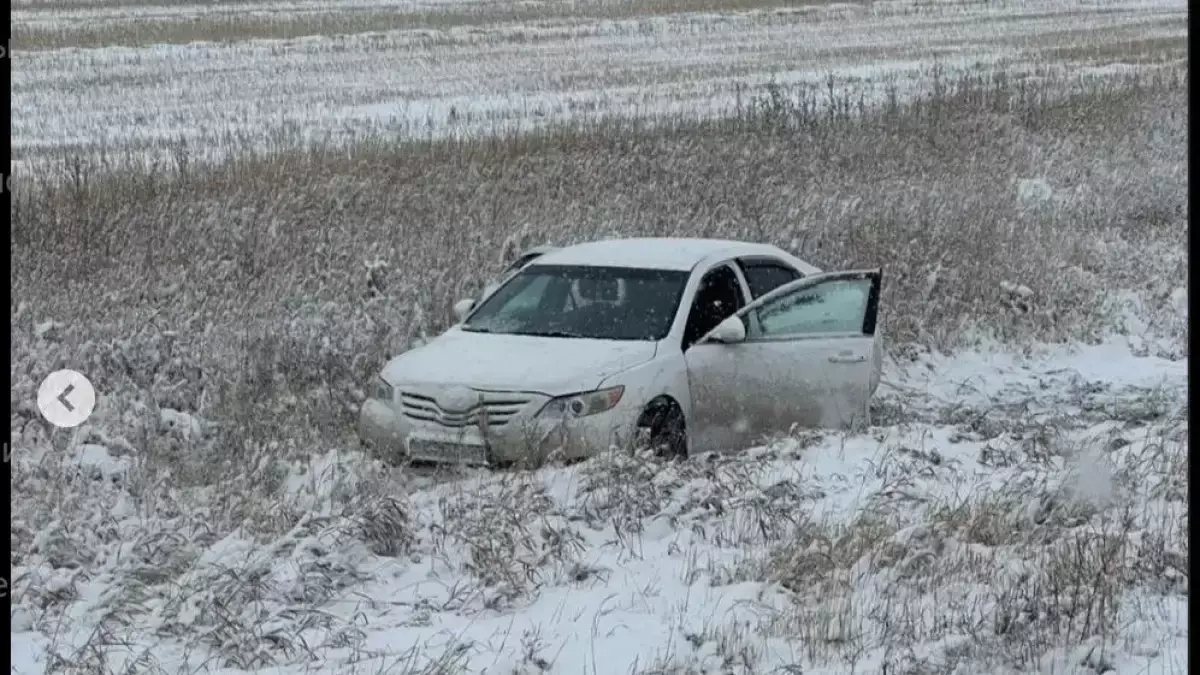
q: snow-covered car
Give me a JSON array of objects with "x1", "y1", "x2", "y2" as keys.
[{"x1": 358, "y1": 237, "x2": 883, "y2": 466}]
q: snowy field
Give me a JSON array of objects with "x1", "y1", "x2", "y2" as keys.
[
  {"x1": 8, "y1": 0, "x2": 1190, "y2": 671},
  {"x1": 11, "y1": 0, "x2": 1189, "y2": 173},
  {"x1": 11, "y1": 337, "x2": 1189, "y2": 675}
]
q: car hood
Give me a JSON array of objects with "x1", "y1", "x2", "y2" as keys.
[{"x1": 380, "y1": 329, "x2": 659, "y2": 396}]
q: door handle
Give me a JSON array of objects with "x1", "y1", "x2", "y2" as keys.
[{"x1": 828, "y1": 354, "x2": 867, "y2": 364}]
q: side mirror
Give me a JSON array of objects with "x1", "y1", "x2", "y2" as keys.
[
  {"x1": 706, "y1": 316, "x2": 747, "y2": 344},
  {"x1": 453, "y1": 298, "x2": 476, "y2": 322}
]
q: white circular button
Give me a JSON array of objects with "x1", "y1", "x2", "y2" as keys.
[{"x1": 37, "y1": 370, "x2": 97, "y2": 428}]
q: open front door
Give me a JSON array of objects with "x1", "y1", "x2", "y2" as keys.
[{"x1": 684, "y1": 269, "x2": 882, "y2": 453}]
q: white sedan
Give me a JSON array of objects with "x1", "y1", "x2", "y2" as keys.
[{"x1": 358, "y1": 238, "x2": 883, "y2": 466}]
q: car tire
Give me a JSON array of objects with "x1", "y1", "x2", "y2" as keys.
[{"x1": 641, "y1": 401, "x2": 688, "y2": 460}]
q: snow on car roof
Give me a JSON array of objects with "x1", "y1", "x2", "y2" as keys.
[{"x1": 530, "y1": 238, "x2": 787, "y2": 271}]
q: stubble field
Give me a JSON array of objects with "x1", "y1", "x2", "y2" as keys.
[
  {"x1": 11, "y1": 0, "x2": 1188, "y2": 172},
  {"x1": 9, "y1": 0, "x2": 1189, "y2": 673}
]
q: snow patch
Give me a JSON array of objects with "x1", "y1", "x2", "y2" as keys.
[
  {"x1": 70, "y1": 443, "x2": 133, "y2": 481},
  {"x1": 1015, "y1": 176, "x2": 1056, "y2": 207},
  {"x1": 159, "y1": 407, "x2": 203, "y2": 440}
]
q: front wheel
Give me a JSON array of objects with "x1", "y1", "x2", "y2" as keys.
[{"x1": 640, "y1": 402, "x2": 688, "y2": 460}]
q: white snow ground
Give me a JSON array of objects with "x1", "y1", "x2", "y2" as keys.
[
  {"x1": 10, "y1": 335, "x2": 1188, "y2": 675},
  {"x1": 12, "y1": 0, "x2": 1189, "y2": 173}
]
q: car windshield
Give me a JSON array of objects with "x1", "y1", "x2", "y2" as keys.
[{"x1": 463, "y1": 264, "x2": 689, "y2": 341}]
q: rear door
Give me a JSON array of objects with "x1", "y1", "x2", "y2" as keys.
[{"x1": 684, "y1": 269, "x2": 882, "y2": 450}]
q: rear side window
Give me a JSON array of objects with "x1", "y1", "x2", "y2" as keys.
[{"x1": 738, "y1": 259, "x2": 801, "y2": 299}]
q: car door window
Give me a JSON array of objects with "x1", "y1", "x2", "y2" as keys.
[
  {"x1": 738, "y1": 259, "x2": 801, "y2": 299},
  {"x1": 684, "y1": 264, "x2": 746, "y2": 349},
  {"x1": 752, "y1": 278, "x2": 874, "y2": 338}
]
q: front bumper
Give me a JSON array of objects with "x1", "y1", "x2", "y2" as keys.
[{"x1": 357, "y1": 397, "x2": 640, "y2": 466}]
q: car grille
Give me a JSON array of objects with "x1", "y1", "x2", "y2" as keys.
[{"x1": 399, "y1": 391, "x2": 531, "y2": 429}]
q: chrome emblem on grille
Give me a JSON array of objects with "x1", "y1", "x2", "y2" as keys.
[{"x1": 439, "y1": 386, "x2": 477, "y2": 413}]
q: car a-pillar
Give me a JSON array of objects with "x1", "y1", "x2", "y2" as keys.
[{"x1": 636, "y1": 396, "x2": 688, "y2": 459}]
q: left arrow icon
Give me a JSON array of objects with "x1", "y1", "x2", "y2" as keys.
[
  {"x1": 37, "y1": 370, "x2": 96, "y2": 428},
  {"x1": 58, "y1": 384, "x2": 77, "y2": 411}
]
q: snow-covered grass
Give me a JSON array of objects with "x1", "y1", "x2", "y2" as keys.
[
  {"x1": 12, "y1": 0, "x2": 1188, "y2": 170},
  {"x1": 12, "y1": 66, "x2": 1189, "y2": 356},
  {"x1": 11, "y1": 339, "x2": 1188, "y2": 675},
  {"x1": 8, "y1": 9, "x2": 1189, "y2": 671},
  {"x1": 16, "y1": 0, "x2": 1184, "y2": 51},
  {"x1": 12, "y1": 0, "x2": 819, "y2": 47}
]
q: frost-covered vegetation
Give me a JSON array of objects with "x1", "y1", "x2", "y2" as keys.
[
  {"x1": 12, "y1": 0, "x2": 1188, "y2": 170},
  {"x1": 9, "y1": 3, "x2": 1189, "y2": 671}
]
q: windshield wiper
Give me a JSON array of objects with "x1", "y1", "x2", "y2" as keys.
[
  {"x1": 511, "y1": 329, "x2": 586, "y2": 339},
  {"x1": 462, "y1": 326, "x2": 586, "y2": 338}
]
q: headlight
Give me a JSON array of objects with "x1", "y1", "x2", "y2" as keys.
[
  {"x1": 538, "y1": 386, "x2": 624, "y2": 419},
  {"x1": 372, "y1": 377, "x2": 394, "y2": 402}
]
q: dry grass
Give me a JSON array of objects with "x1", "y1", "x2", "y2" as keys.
[
  {"x1": 10, "y1": 72, "x2": 1189, "y2": 564},
  {"x1": 12, "y1": 372, "x2": 1187, "y2": 672},
  {"x1": 15, "y1": 0, "x2": 1184, "y2": 173},
  {"x1": 753, "y1": 413, "x2": 1188, "y2": 673},
  {"x1": 9, "y1": 64, "x2": 1189, "y2": 674},
  {"x1": 11, "y1": 0, "x2": 844, "y2": 50},
  {"x1": 19, "y1": 383, "x2": 1186, "y2": 669},
  {"x1": 1037, "y1": 34, "x2": 1188, "y2": 63},
  {"x1": 12, "y1": 67, "x2": 1189, "y2": 335},
  {"x1": 25, "y1": 386, "x2": 1180, "y2": 667}
]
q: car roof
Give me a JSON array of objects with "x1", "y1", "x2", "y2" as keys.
[{"x1": 530, "y1": 238, "x2": 799, "y2": 272}]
